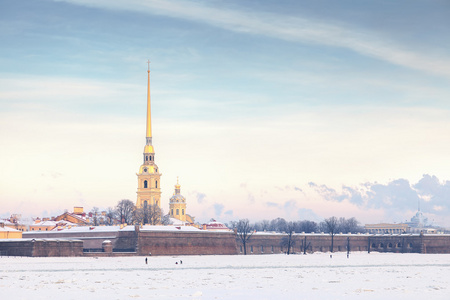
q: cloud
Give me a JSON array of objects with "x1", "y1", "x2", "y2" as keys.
[
  {"x1": 310, "y1": 174, "x2": 450, "y2": 225},
  {"x1": 194, "y1": 192, "x2": 207, "y2": 204},
  {"x1": 224, "y1": 210, "x2": 233, "y2": 216},
  {"x1": 41, "y1": 172, "x2": 63, "y2": 179},
  {"x1": 308, "y1": 182, "x2": 345, "y2": 202},
  {"x1": 265, "y1": 202, "x2": 279, "y2": 208},
  {"x1": 247, "y1": 193, "x2": 255, "y2": 203},
  {"x1": 55, "y1": 0, "x2": 450, "y2": 78},
  {"x1": 413, "y1": 174, "x2": 450, "y2": 210},
  {"x1": 213, "y1": 203, "x2": 224, "y2": 216},
  {"x1": 275, "y1": 185, "x2": 303, "y2": 192},
  {"x1": 297, "y1": 208, "x2": 321, "y2": 222},
  {"x1": 283, "y1": 200, "x2": 297, "y2": 213}
]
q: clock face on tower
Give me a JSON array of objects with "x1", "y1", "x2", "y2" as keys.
[{"x1": 144, "y1": 168, "x2": 147, "y2": 173}]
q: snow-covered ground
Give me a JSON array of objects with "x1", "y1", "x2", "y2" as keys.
[{"x1": 0, "y1": 252, "x2": 448, "y2": 299}]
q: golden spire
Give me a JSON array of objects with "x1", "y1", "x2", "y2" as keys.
[
  {"x1": 175, "y1": 177, "x2": 181, "y2": 194},
  {"x1": 146, "y1": 60, "x2": 152, "y2": 140}
]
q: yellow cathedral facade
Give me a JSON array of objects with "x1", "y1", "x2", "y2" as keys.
[
  {"x1": 136, "y1": 63, "x2": 193, "y2": 224},
  {"x1": 136, "y1": 62, "x2": 162, "y2": 209},
  {"x1": 169, "y1": 178, "x2": 187, "y2": 222}
]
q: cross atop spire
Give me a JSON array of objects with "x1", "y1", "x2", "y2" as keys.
[{"x1": 147, "y1": 59, "x2": 151, "y2": 72}]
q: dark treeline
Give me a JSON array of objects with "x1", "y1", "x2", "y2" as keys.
[
  {"x1": 90, "y1": 199, "x2": 171, "y2": 226},
  {"x1": 228, "y1": 216, "x2": 365, "y2": 254},
  {"x1": 228, "y1": 216, "x2": 365, "y2": 234}
]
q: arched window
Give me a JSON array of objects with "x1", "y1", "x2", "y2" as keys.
[
  {"x1": 146, "y1": 156, "x2": 148, "y2": 161},
  {"x1": 182, "y1": 209, "x2": 184, "y2": 215},
  {"x1": 144, "y1": 201, "x2": 148, "y2": 208},
  {"x1": 144, "y1": 180, "x2": 148, "y2": 188},
  {"x1": 155, "y1": 180, "x2": 158, "y2": 188},
  {"x1": 176, "y1": 209, "x2": 179, "y2": 215},
  {"x1": 171, "y1": 209, "x2": 173, "y2": 216}
]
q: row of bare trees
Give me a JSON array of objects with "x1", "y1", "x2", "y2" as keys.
[
  {"x1": 249, "y1": 217, "x2": 363, "y2": 234},
  {"x1": 229, "y1": 216, "x2": 364, "y2": 255},
  {"x1": 89, "y1": 199, "x2": 171, "y2": 226}
]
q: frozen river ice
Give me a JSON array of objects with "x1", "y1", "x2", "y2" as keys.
[{"x1": 0, "y1": 252, "x2": 449, "y2": 299}]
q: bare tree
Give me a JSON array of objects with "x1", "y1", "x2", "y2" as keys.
[
  {"x1": 254, "y1": 219, "x2": 270, "y2": 232},
  {"x1": 323, "y1": 216, "x2": 339, "y2": 252},
  {"x1": 280, "y1": 221, "x2": 296, "y2": 254},
  {"x1": 90, "y1": 207, "x2": 100, "y2": 226},
  {"x1": 235, "y1": 219, "x2": 254, "y2": 255},
  {"x1": 115, "y1": 199, "x2": 135, "y2": 224},
  {"x1": 298, "y1": 220, "x2": 318, "y2": 233},
  {"x1": 134, "y1": 204, "x2": 163, "y2": 225},
  {"x1": 161, "y1": 214, "x2": 172, "y2": 225},
  {"x1": 338, "y1": 217, "x2": 364, "y2": 233},
  {"x1": 105, "y1": 207, "x2": 116, "y2": 225},
  {"x1": 261, "y1": 219, "x2": 270, "y2": 231}
]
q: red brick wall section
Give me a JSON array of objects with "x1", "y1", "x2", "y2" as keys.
[
  {"x1": 0, "y1": 239, "x2": 83, "y2": 257},
  {"x1": 240, "y1": 234, "x2": 450, "y2": 254},
  {"x1": 137, "y1": 231, "x2": 238, "y2": 256},
  {"x1": 7, "y1": 231, "x2": 450, "y2": 256}
]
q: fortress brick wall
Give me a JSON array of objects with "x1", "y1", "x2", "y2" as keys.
[
  {"x1": 23, "y1": 229, "x2": 120, "y2": 249},
  {"x1": 136, "y1": 230, "x2": 238, "y2": 256},
  {"x1": 0, "y1": 239, "x2": 83, "y2": 257},
  {"x1": 244, "y1": 233, "x2": 371, "y2": 254},
  {"x1": 243, "y1": 233, "x2": 450, "y2": 254},
  {"x1": 3, "y1": 229, "x2": 450, "y2": 256}
]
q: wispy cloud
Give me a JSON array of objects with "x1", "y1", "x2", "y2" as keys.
[
  {"x1": 309, "y1": 175, "x2": 450, "y2": 225},
  {"x1": 193, "y1": 192, "x2": 207, "y2": 204},
  {"x1": 55, "y1": 0, "x2": 450, "y2": 78},
  {"x1": 213, "y1": 203, "x2": 224, "y2": 216}
]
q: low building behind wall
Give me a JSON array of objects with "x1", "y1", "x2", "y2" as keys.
[
  {"x1": 0, "y1": 226, "x2": 22, "y2": 239},
  {"x1": 365, "y1": 223, "x2": 409, "y2": 234}
]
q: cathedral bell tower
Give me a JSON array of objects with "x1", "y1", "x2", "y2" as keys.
[
  {"x1": 169, "y1": 178, "x2": 187, "y2": 222},
  {"x1": 136, "y1": 61, "x2": 161, "y2": 209}
]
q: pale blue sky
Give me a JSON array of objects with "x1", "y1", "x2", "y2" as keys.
[{"x1": 1, "y1": 0, "x2": 450, "y2": 226}]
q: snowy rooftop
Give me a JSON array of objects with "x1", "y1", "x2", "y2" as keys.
[
  {"x1": 140, "y1": 225, "x2": 201, "y2": 232},
  {"x1": 0, "y1": 226, "x2": 21, "y2": 232}
]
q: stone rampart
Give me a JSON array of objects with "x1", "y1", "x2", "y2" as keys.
[
  {"x1": 23, "y1": 230, "x2": 119, "y2": 250},
  {"x1": 4, "y1": 229, "x2": 450, "y2": 256},
  {"x1": 242, "y1": 233, "x2": 450, "y2": 254},
  {"x1": 137, "y1": 230, "x2": 237, "y2": 256},
  {"x1": 0, "y1": 239, "x2": 83, "y2": 257}
]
